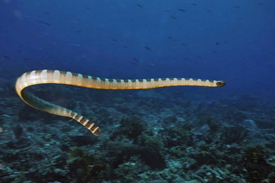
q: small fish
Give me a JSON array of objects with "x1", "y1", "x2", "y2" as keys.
[
  {"x1": 212, "y1": 50, "x2": 218, "y2": 53},
  {"x1": 136, "y1": 4, "x2": 143, "y2": 8},
  {"x1": 86, "y1": 7, "x2": 90, "y2": 10},
  {"x1": 181, "y1": 43, "x2": 187, "y2": 46},
  {"x1": 170, "y1": 16, "x2": 177, "y2": 19},
  {"x1": 37, "y1": 20, "x2": 51, "y2": 26},
  {"x1": 144, "y1": 46, "x2": 151, "y2": 51},
  {"x1": 207, "y1": 10, "x2": 212, "y2": 13},
  {"x1": 192, "y1": 3, "x2": 197, "y2": 6},
  {"x1": 216, "y1": 42, "x2": 219, "y2": 45},
  {"x1": 178, "y1": 8, "x2": 186, "y2": 12},
  {"x1": 148, "y1": 63, "x2": 155, "y2": 67},
  {"x1": 165, "y1": 10, "x2": 170, "y2": 12},
  {"x1": 132, "y1": 57, "x2": 139, "y2": 62},
  {"x1": 233, "y1": 6, "x2": 241, "y2": 8},
  {"x1": 2, "y1": 55, "x2": 11, "y2": 60},
  {"x1": 167, "y1": 36, "x2": 172, "y2": 39},
  {"x1": 112, "y1": 39, "x2": 117, "y2": 42},
  {"x1": 44, "y1": 11, "x2": 50, "y2": 15},
  {"x1": 258, "y1": 3, "x2": 263, "y2": 5},
  {"x1": 123, "y1": 46, "x2": 128, "y2": 48}
]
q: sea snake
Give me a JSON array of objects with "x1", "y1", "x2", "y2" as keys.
[{"x1": 15, "y1": 70, "x2": 225, "y2": 136}]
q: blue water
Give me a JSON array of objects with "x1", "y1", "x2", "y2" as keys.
[
  {"x1": 1, "y1": 1, "x2": 275, "y2": 182},
  {"x1": 1, "y1": 0, "x2": 274, "y2": 99}
]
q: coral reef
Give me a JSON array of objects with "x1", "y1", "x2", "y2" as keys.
[{"x1": 0, "y1": 82, "x2": 275, "y2": 182}]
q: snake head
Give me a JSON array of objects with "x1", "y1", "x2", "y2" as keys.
[{"x1": 216, "y1": 81, "x2": 226, "y2": 87}]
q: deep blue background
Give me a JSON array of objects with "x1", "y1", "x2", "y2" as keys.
[{"x1": 0, "y1": 0, "x2": 274, "y2": 100}]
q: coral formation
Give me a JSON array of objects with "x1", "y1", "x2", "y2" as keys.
[{"x1": 0, "y1": 83, "x2": 274, "y2": 182}]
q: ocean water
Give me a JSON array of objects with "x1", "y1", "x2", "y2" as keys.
[{"x1": 0, "y1": 0, "x2": 275, "y2": 182}]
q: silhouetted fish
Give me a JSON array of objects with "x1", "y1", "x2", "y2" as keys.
[
  {"x1": 170, "y1": 16, "x2": 177, "y2": 19},
  {"x1": 207, "y1": 10, "x2": 212, "y2": 13},
  {"x1": 234, "y1": 6, "x2": 241, "y2": 8},
  {"x1": 192, "y1": 3, "x2": 197, "y2": 6},
  {"x1": 2, "y1": 55, "x2": 11, "y2": 60},
  {"x1": 178, "y1": 9, "x2": 186, "y2": 12},
  {"x1": 37, "y1": 21, "x2": 51, "y2": 26},
  {"x1": 136, "y1": 4, "x2": 143, "y2": 8},
  {"x1": 144, "y1": 47, "x2": 151, "y2": 51},
  {"x1": 132, "y1": 57, "x2": 139, "y2": 62},
  {"x1": 181, "y1": 43, "x2": 187, "y2": 46}
]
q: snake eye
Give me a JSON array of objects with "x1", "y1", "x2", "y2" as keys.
[{"x1": 216, "y1": 81, "x2": 226, "y2": 86}]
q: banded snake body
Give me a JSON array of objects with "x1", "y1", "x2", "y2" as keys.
[{"x1": 15, "y1": 70, "x2": 226, "y2": 136}]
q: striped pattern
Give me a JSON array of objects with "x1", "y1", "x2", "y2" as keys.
[{"x1": 15, "y1": 69, "x2": 225, "y2": 136}]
